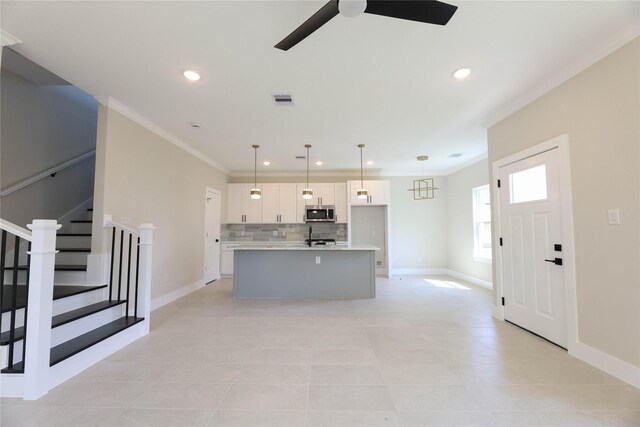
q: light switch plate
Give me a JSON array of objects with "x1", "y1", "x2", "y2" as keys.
[{"x1": 608, "y1": 209, "x2": 620, "y2": 225}]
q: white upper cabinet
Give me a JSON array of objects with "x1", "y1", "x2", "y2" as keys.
[
  {"x1": 297, "y1": 183, "x2": 335, "y2": 206},
  {"x1": 227, "y1": 183, "x2": 262, "y2": 223},
  {"x1": 334, "y1": 183, "x2": 347, "y2": 224},
  {"x1": 348, "y1": 180, "x2": 390, "y2": 205},
  {"x1": 261, "y1": 184, "x2": 297, "y2": 223}
]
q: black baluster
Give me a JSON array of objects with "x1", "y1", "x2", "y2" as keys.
[
  {"x1": 117, "y1": 230, "x2": 124, "y2": 301},
  {"x1": 8, "y1": 236, "x2": 21, "y2": 369},
  {"x1": 134, "y1": 237, "x2": 140, "y2": 318},
  {"x1": 0, "y1": 230, "x2": 7, "y2": 333},
  {"x1": 125, "y1": 234, "x2": 132, "y2": 317},
  {"x1": 109, "y1": 227, "x2": 115, "y2": 302}
]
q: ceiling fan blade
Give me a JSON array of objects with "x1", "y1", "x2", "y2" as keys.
[
  {"x1": 275, "y1": 0, "x2": 340, "y2": 51},
  {"x1": 364, "y1": 0, "x2": 458, "y2": 26}
]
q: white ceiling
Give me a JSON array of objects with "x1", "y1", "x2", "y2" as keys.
[{"x1": 2, "y1": 1, "x2": 639, "y2": 176}]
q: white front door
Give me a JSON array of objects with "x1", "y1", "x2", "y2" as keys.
[
  {"x1": 204, "y1": 188, "x2": 221, "y2": 283},
  {"x1": 499, "y1": 148, "x2": 567, "y2": 347}
]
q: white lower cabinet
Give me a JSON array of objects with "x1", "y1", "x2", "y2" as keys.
[{"x1": 221, "y1": 246, "x2": 234, "y2": 275}]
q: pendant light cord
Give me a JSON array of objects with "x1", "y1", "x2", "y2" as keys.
[
  {"x1": 306, "y1": 145, "x2": 310, "y2": 187},
  {"x1": 254, "y1": 146, "x2": 257, "y2": 188},
  {"x1": 359, "y1": 145, "x2": 364, "y2": 188}
]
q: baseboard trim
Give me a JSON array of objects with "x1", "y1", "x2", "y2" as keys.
[
  {"x1": 390, "y1": 268, "x2": 449, "y2": 276},
  {"x1": 445, "y1": 270, "x2": 493, "y2": 290},
  {"x1": 570, "y1": 341, "x2": 640, "y2": 389},
  {"x1": 150, "y1": 279, "x2": 205, "y2": 311}
]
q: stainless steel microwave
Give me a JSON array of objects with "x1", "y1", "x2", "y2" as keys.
[{"x1": 305, "y1": 205, "x2": 335, "y2": 223}]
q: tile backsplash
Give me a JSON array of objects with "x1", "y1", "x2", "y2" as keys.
[{"x1": 222, "y1": 223, "x2": 347, "y2": 242}]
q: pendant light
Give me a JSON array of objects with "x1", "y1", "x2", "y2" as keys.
[
  {"x1": 302, "y1": 144, "x2": 313, "y2": 199},
  {"x1": 357, "y1": 144, "x2": 368, "y2": 199},
  {"x1": 250, "y1": 144, "x2": 261, "y2": 199}
]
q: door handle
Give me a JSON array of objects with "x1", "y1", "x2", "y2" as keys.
[
  {"x1": 215, "y1": 239, "x2": 219, "y2": 243},
  {"x1": 544, "y1": 258, "x2": 563, "y2": 266}
]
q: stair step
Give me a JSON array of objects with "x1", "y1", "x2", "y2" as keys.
[
  {"x1": 70, "y1": 220, "x2": 92, "y2": 223},
  {"x1": 50, "y1": 316, "x2": 143, "y2": 366},
  {"x1": 57, "y1": 233, "x2": 91, "y2": 237},
  {"x1": 57, "y1": 248, "x2": 91, "y2": 252},
  {"x1": 1, "y1": 285, "x2": 107, "y2": 313},
  {"x1": 15, "y1": 264, "x2": 87, "y2": 271},
  {"x1": 1, "y1": 361, "x2": 23, "y2": 373},
  {"x1": 53, "y1": 300, "x2": 126, "y2": 328},
  {"x1": 87, "y1": 208, "x2": 93, "y2": 212}
]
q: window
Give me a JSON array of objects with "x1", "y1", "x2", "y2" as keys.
[
  {"x1": 472, "y1": 185, "x2": 492, "y2": 262},
  {"x1": 509, "y1": 164, "x2": 547, "y2": 204}
]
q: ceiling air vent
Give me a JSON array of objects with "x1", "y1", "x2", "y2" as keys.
[
  {"x1": 272, "y1": 94, "x2": 294, "y2": 106},
  {"x1": 295, "y1": 155, "x2": 306, "y2": 160},
  {"x1": 448, "y1": 153, "x2": 463, "y2": 158}
]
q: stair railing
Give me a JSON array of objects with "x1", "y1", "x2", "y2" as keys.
[
  {"x1": 103, "y1": 215, "x2": 153, "y2": 335},
  {"x1": 0, "y1": 218, "x2": 60, "y2": 400}
]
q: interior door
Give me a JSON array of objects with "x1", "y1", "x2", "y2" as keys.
[
  {"x1": 499, "y1": 148, "x2": 566, "y2": 347},
  {"x1": 204, "y1": 188, "x2": 221, "y2": 283}
]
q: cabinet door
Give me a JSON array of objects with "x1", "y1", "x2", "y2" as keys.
[
  {"x1": 278, "y1": 184, "x2": 298, "y2": 223},
  {"x1": 367, "y1": 180, "x2": 389, "y2": 205},
  {"x1": 227, "y1": 184, "x2": 245, "y2": 223},
  {"x1": 221, "y1": 251, "x2": 234, "y2": 275},
  {"x1": 244, "y1": 184, "x2": 262, "y2": 223},
  {"x1": 296, "y1": 183, "x2": 307, "y2": 222},
  {"x1": 334, "y1": 183, "x2": 347, "y2": 224},
  {"x1": 318, "y1": 183, "x2": 335, "y2": 205},
  {"x1": 261, "y1": 184, "x2": 280, "y2": 223}
]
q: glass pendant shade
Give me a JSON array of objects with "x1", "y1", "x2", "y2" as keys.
[
  {"x1": 302, "y1": 188, "x2": 313, "y2": 199},
  {"x1": 357, "y1": 189, "x2": 368, "y2": 199},
  {"x1": 250, "y1": 188, "x2": 261, "y2": 200}
]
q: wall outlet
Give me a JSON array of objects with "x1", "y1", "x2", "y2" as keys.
[
  {"x1": 608, "y1": 209, "x2": 620, "y2": 225},
  {"x1": 273, "y1": 230, "x2": 278, "y2": 236},
  {"x1": 240, "y1": 230, "x2": 245, "y2": 236},
  {"x1": 315, "y1": 256, "x2": 321, "y2": 264}
]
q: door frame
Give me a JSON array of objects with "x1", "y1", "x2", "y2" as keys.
[
  {"x1": 204, "y1": 186, "x2": 222, "y2": 283},
  {"x1": 492, "y1": 133, "x2": 578, "y2": 352}
]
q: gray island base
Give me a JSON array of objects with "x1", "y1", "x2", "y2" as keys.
[{"x1": 233, "y1": 246, "x2": 377, "y2": 298}]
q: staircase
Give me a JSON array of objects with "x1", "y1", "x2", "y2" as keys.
[{"x1": 0, "y1": 210, "x2": 153, "y2": 399}]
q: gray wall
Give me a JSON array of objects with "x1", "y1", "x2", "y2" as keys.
[
  {"x1": 92, "y1": 106, "x2": 228, "y2": 304},
  {"x1": 488, "y1": 38, "x2": 639, "y2": 367},
  {"x1": 0, "y1": 68, "x2": 98, "y2": 226},
  {"x1": 446, "y1": 159, "x2": 492, "y2": 282}
]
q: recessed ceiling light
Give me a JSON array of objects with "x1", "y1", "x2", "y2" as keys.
[
  {"x1": 366, "y1": 161, "x2": 374, "y2": 165},
  {"x1": 316, "y1": 161, "x2": 323, "y2": 166},
  {"x1": 452, "y1": 68, "x2": 471, "y2": 80},
  {"x1": 263, "y1": 161, "x2": 270, "y2": 166},
  {"x1": 183, "y1": 70, "x2": 201, "y2": 81},
  {"x1": 190, "y1": 122, "x2": 201, "y2": 128}
]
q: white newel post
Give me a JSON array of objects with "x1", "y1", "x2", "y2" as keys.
[
  {"x1": 23, "y1": 220, "x2": 60, "y2": 400},
  {"x1": 137, "y1": 224, "x2": 154, "y2": 335}
]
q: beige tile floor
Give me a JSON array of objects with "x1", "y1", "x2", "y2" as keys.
[{"x1": 2, "y1": 276, "x2": 640, "y2": 426}]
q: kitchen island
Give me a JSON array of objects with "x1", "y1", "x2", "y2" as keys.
[{"x1": 233, "y1": 244, "x2": 378, "y2": 298}]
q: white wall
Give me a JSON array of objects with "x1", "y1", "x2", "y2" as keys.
[
  {"x1": 488, "y1": 38, "x2": 639, "y2": 369},
  {"x1": 0, "y1": 69, "x2": 97, "y2": 226},
  {"x1": 388, "y1": 176, "x2": 448, "y2": 272},
  {"x1": 446, "y1": 159, "x2": 492, "y2": 283},
  {"x1": 91, "y1": 106, "x2": 228, "y2": 306}
]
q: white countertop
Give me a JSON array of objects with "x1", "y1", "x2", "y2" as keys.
[{"x1": 231, "y1": 243, "x2": 378, "y2": 251}]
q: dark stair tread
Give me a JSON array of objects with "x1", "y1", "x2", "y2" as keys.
[
  {"x1": 1, "y1": 285, "x2": 107, "y2": 313},
  {"x1": 52, "y1": 300, "x2": 126, "y2": 328},
  {"x1": 15, "y1": 264, "x2": 87, "y2": 271},
  {"x1": 57, "y1": 233, "x2": 92, "y2": 237},
  {"x1": 87, "y1": 208, "x2": 93, "y2": 212},
  {"x1": 50, "y1": 316, "x2": 144, "y2": 366},
  {"x1": 57, "y1": 248, "x2": 91, "y2": 252},
  {"x1": 70, "y1": 220, "x2": 92, "y2": 223},
  {"x1": 1, "y1": 361, "x2": 23, "y2": 374}
]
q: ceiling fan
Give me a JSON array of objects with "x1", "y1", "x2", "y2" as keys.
[{"x1": 275, "y1": 0, "x2": 458, "y2": 51}]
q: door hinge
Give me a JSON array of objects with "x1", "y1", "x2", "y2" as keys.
[
  {"x1": 499, "y1": 237, "x2": 503, "y2": 246},
  {"x1": 497, "y1": 179, "x2": 501, "y2": 188},
  {"x1": 501, "y1": 297, "x2": 505, "y2": 306}
]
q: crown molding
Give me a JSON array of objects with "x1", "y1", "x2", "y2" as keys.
[
  {"x1": 483, "y1": 23, "x2": 640, "y2": 129},
  {"x1": 1, "y1": 29, "x2": 22, "y2": 47},
  {"x1": 95, "y1": 96, "x2": 229, "y2": 174}
]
